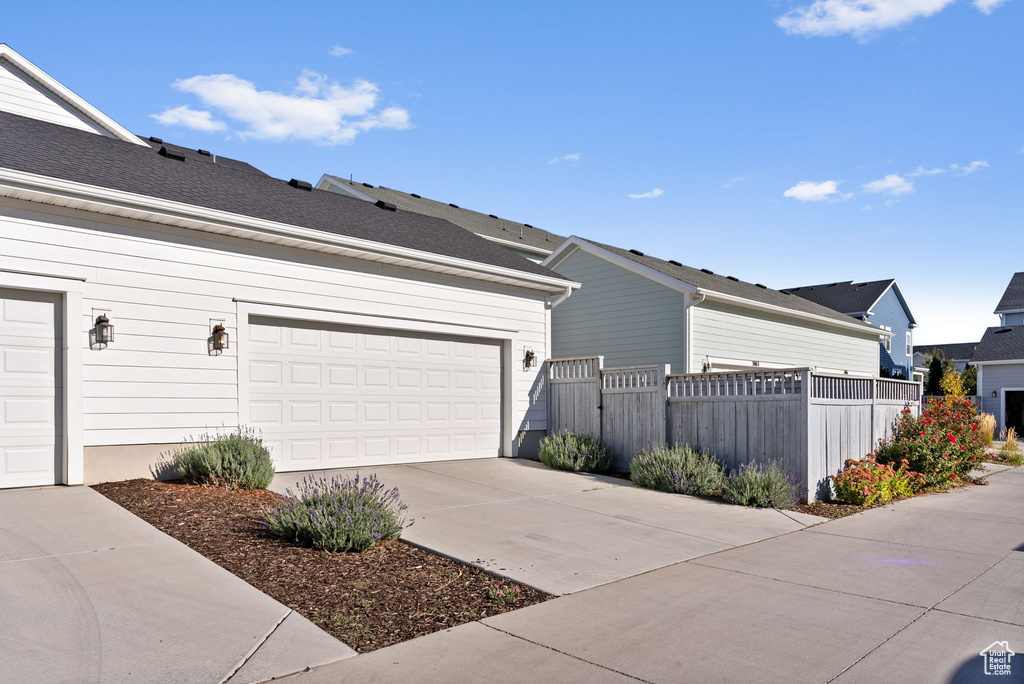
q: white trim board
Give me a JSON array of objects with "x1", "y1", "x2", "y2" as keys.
[
  {"x1": 999, "y1": 387, "x2": 1024, "y2": 432},
  {"x1": 0, "y1": 269, "x2": 85, "y2": 485},
  {"x1": 0, "y1": 45, "x2": 147, "y2": 146}
]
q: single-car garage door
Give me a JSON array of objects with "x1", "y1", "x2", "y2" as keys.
[
  {"x1": 247, "y1": 317, "x2": 502, "y2": 471},
  {"x1": 0, "y1": 288, "x2": 62, "y2": 488}
]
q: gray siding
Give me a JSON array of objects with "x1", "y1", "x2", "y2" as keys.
[
  {"x1": 550, "y1": 249, "x2": 686, "y2": 369},
  {"x1": 1002, "y1": 313, "x2": 1024, "y2": 325},
  {"x1": 689, "y1": 300, "x2": 879, "y2": 376},
  {"x1": 980, "y1": 363, "x2": 1024, "y2": 428}
]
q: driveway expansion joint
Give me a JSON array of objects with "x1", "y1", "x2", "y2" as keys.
[{"x1": 221, "y1": 609, "x2": 292, "y2": 684}]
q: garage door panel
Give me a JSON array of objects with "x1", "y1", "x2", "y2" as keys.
[
  {"x1": 1, "y1": 289, "x2": 60, "y2": 488},
  {"x1": 249, "y1": 317, "x2": 501, "y2": 470}
]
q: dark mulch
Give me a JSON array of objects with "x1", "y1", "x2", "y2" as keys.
[{"x1": 92, "y1": 479, "x2": 550, "y2": 652}]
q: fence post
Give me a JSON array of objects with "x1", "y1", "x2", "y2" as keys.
[
  {"x1": 800, "y1": 368, "x2": 814, "y2": 503},
  {"x1": 657, "y1": 364, "x2": 670, "y2": 445},
  {"x1": 870, "y1": 377, "x2": 877, "y2": 445}
]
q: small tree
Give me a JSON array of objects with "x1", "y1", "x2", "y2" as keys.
[
  {"x1": 961, "y1": 365, "x2": 977, "y2": 396},
  {"x1": 926, "y1": 354, "x2": 944, "y2": 396},
  {"x1": 940, "y1": 367, "x2": 966, "y2": 399}
]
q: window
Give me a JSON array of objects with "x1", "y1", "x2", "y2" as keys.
[{"x1": 906, "y1": 331, "x2": 912, "y2": 357}]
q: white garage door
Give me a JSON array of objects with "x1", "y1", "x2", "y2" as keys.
[
  {"x1": 0, "y1": 288, "x2": 61, "y2": 488},
  {"x1": 248, "y1": 317, "x2": 502, "y2": 470}
]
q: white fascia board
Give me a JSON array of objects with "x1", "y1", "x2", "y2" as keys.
[
  {"x1": 543, "y1": 237, "x2": 699, "y2": 296},
  {"x1": 697, "y1": 289, "x2": 889, "y2": 337},
  {"x1": 316, "y1": 174, "x2": 377, "y2": 202},
  {"x1": 0, "y1": 166, "x2": 579, "y2": 295},
  {"x1": 970, "y1": 359, "x2": 1024, "y2": 366},
  {"x1": 0, "y1": 45, "x2": 148, "y2": 146}
]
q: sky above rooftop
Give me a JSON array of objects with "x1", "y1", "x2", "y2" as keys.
[{"x1": 5, "y1": 0, "x2": 1021, "y2": 345}]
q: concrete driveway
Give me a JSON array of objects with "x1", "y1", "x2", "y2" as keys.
[
  {"x1": 271, "y1": 458, "x2": 823, "y2": 595},
  {"x1": 286, "y1": 464, "x2": 1024, "y2": 684},
  {"x1": 0, "y1": 486, "x2": 354, "y2": 684}
]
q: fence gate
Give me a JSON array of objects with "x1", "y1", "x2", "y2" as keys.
[
  {"x1": 547, "y1": 358, "x2": 602, "y2": 439},
  {"x1": 601, "y1": 365, "x2": 669, "y2": 470}
]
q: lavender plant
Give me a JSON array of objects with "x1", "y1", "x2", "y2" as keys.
[
  {"x1": 538, "y1": 431, "x2": 613, "y2": 473},
  {"x1": 265, "y1": 473, "x2": 411, "y2": 553},
  {"x1": 722, "y1": 461, "x2": 800, "y2": 508},
  {"x1": 629, "y1": 444, "x2": 724, "y2": 496},
  {"x1": 173, "y1": 426, "x2": 275, "y2": 489}
]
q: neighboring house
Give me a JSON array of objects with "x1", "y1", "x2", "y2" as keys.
[
  {"x1": 0, "y1": 45, "x2": 577, "y2": 490},
  {"x1": 544, "y1": 238, "x2": 886, "y2": 375},
  {"x1": 912, "y1": 342, "x2": 976, "y2": 373},
  {"x1": 994, "y1": 272, "x2": 1024, "y2": 325},
  {"x1": 316, "y1": 175, "x2": 565, "y2": 263},
  {"x1": 781, "y1": 279, "x2": 917, "y2": 379},
  {"x1": 974, "y1": 326, "x2": 1024, "y2": 434}
]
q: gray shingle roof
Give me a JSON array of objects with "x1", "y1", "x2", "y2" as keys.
[
  {"x1": 994, "y1": 272, "x2": 1024, "y2": 313},
  {"x1": 581, "y1": 240, "x2": 880, "y2": 331},
  {"x1": 322, "y1": 176, "x2": 566, "y2": 254},
  {"x1": 0, "y1": 110, "x2": 564, "y2": 281},
  {"x1": 913, "y1": 342, "x2": 978, "y2": 361},
  {"x1": 780, "y1": 279, "x2": 894, "y2": 316},
  {"x1": 972, "y1": 326, "x2": 1024, "y2": 363}
]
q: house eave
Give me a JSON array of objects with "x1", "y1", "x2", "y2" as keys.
[
  {"x1": 0, "y1": 166, "x2": 578, "y2": 295},
  {"x1": 696, "y1": 289, "x2": 889, "y2": 337}
]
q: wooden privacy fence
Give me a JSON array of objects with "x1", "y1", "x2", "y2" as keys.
[{"x1": 547, "y1": 357, "x2": 923, "y2": 501}]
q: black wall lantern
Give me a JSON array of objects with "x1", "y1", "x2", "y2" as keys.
[
  {"x1": 91, "y1": 313, "x2": 114, "y2": 350},
  {"x1": 523, "y1": 347, "x2": 537, "y2": 371},
  {"x1": 209, "y1": 323, "x2": 229, "y2": 355}
]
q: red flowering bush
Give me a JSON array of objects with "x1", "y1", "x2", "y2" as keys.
[
  {"x1": 830, "y1": 456, "x2": 923, "y2": 505},
  {"x1": 874, "y1": 397, "x2": 985, "y2": 490}
]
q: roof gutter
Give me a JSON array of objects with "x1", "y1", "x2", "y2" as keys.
[
  {"x1": 696, "y1": 288, "x2": 890, "y2": 337},
  {"x1": 0, "y1": 167, "x2": 578, "y2": 295}
]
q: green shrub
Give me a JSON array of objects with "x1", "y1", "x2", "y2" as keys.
[
  {"x1": 629, "y1": 444, "x2": 725, "y2": 496},
  {"x1": 539, "y1": 431, "x2": 613, "y2": 473},
  {"x1": 266, "y1": 473, "x2": 410, "y2": 553},
  {"x1": 874, "y1": 398, "x2": 985, "y2": 489},
  {"x1": 830, "y1": 456, "x2": 924, "y2": 505},
  {"x1": 173, "y1": 426, "x2": 275, "y2": 489},
  {"x1": 722, "y1": 461, "x2": 800, "y2": 508}
]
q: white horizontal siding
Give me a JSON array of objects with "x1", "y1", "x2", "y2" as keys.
[
  {"x1": 690, "y1": 300, "x2": 879, "y2": 375},
  {"x1": 0, "y1": 197, "x2": 549, "y2": 448},
  {"x1": 550, "y1": 249, "x2": 686, "y2": 369},
  {"x1": 0, "y1": 60, "x2": 109, "y2": 135}
]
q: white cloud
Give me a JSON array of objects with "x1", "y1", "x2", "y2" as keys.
[
  {"x1": 548, "y1": 153, "x2": 581, "y2": 164},
  {"x1": 163, "y1": 70, "x2": 410, "y2": 145},
  {"x1": 974, "y1": 0, "x2": 1011, "y2": 13},
  {"x1": 777, "y1": 0, "x2": 955, "y2": 38},
  {"x1": 627, "y1": 188, "x2": 664, "y2": 199},
  {"x1": 907, "y1": 164, "x2": 945, "y2": 177},
  {"x1": 783, "y1": 180, "x2": 847, "y2": 202},
  {"x1": 151, "y1": 105, "x2": 227, "y2": 133},
  {"x1": 329, "y1": 46, "x2": 353, "y2": 56},
  {"x1": 863, "y1": 173, "x2": 915, "y2": 195},
  {"x1": 951, "y1": 160, "x2": 989, "y2": 174},
  {"x1": 722, "y1": 176, "x2": 748, "y2": 188}
]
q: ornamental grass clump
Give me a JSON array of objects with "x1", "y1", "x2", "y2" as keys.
[
  {"x1": 830, "y1": 456, "x2": 923, "y2": 506},
  {"x1": 629, "y1": 444, "x2": 725, "y2": 496},
  {"x1": 266, "y1": 473, "x2": 411, "y2": 553},
  {"x1": 173, "y1": 426, "x2": 275, "y2": 490},
  {"x1": 538, "y1": 431, "x2": 613, "y2": 473},
  {"x1": 874, "y1": 398, "x2": 984, "y2": 490},
  {"x1": 979, "y1": 413, "x2": 996, "y2": 446},
  {"x1": 998, "y1": 427, "x2": 1023, "y2": 466},
  {"x1": 722, "y1": 461, "x2": 800, "y2": 509}
]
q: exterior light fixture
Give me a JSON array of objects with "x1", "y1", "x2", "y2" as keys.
[
  {"x1": 992, "y1": 391, "x2": 998, "y2": 398},
  {"x1": 91, "y1": 313, "x2": 114, "y2": 350},
  {"x1": 523, "y1": 348, "x2": 537, "y2": 371},
  {"x1": 209, "y1": 323, "x2": 229, "y2": 355}
]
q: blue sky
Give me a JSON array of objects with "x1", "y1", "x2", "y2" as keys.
[{"x1": 5, "y1": 0, "x2": 1022, "y2": 345}]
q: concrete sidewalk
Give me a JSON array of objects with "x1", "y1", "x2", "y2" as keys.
[
  {"x1": 287, "y1": 466, "x2": 1024, "y2": 684},
  {"x1": 0, "y1": 486, "x2": 354, "y2": 684},
  {"x1": 272, "y1": 458, "x2": 823, "y2": 595}
]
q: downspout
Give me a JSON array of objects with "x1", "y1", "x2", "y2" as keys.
[
  {"x1": 683, "y1": 292, "x2": 706, "y2": 373},
  {"x1": 546, "y1": 285, "x2": 574, "y2": 310}
]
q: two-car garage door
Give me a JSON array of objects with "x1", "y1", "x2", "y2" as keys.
[{"x1": 248, "y1": 317, "x2": 502, "y2": 470}]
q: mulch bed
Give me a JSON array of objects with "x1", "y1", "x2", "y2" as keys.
[{"x1": 92, "y1": 479, "x2": 550, "y2": 653}]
